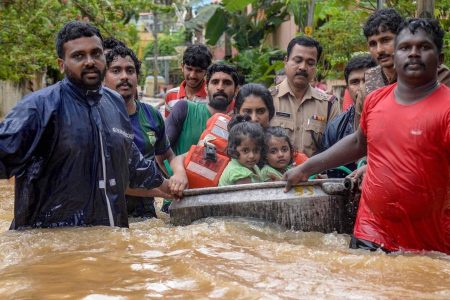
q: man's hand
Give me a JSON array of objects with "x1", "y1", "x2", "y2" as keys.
[
  {"x1": 126, "y1": 178, "x2": 173, "y2": 199},
  {"x1": 169, "y1": 172, "x2": 188, "y2": 199},
  {"x1": 346, "y1": 164, "x2": 367, "y2": 190},
  {"x1": 266, "y1": 172, "x2": 281, "y2": 182},
  {"x1": 156, "y1": 179, "x2": 173, "y2": 198},
  {"x1": 283, "y1": 165, "x2": 309, "y2": 192}
]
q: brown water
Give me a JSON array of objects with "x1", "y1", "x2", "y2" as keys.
[{"x1": 0, "y1": 180, "x2": 449, "y2": 299}]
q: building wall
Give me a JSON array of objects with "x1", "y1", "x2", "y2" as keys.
[
  {"x1": 0, "y1": 73, "x2": 45, "y2": 118},
  {"x1": 269, "y1": 15, "x2": 298, "y2": 50}
]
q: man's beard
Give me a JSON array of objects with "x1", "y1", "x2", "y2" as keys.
[
  {"x1": 66, "y1": 66, "x2": 105, "y2": 90},
  {"x1": 209, "y1": 92, "x2": 232, "y2": 111}
]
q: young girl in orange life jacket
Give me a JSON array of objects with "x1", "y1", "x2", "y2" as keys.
[{"x1": 218, "y1": 115, "x2": 265, "y2": 186}]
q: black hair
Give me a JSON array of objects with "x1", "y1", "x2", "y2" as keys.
[
  {"x1": 56, "y1": 21, "x2": 103, "y2": 59},
  {"x1": 183, "y1": 44, "x2": 212, "y2": 70},
  {"x1": 396, "y1": 18, "x2": 445, "y2": 53},
  {"x1": 103, "y1": 37, "x2": 126, "y2": 51},
  {"x1": 363, "y1": 8, "x2": 404, "y2": 39},
  {"x1": 286, "y1": 36, "x2": 323, "y2": 61},
  {"x1": 206, "y1": 63, "x2": 239, "y2": 87},
  {"x1": 105, "y1": 46, "x2": 141, "y2": 76},
  {"x1": 227, "y1": 115, "x2": 265, "y2": 161},
  {"x1": 264, "y1": 126, "x2": 294, "y2": 165},
  {"x1": 234, "y1": 83, "x2": 275, "y2": 121},
  {"x1": 344, "y1": 54, "x2": 376, "y2": 84}
]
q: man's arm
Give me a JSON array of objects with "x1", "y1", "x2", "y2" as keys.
[
  {"x1": 284, "y1": 127, "x2": 367, "y2": 191},
  {"x1": 125, "y1": 184, "x2": 172, "y2": 199},
  {"x1": 165, "y1": 100, "x2": 188, "y2": 148},
  {"x1": 156, "y1": 150, "x2": 188, "y2": 198},
  {"x1": 128, "y1": 142, "x2": 167, "y2": 190},
  {"x1": 0, "y1": 94, "x2": 48, "y2": 178}
]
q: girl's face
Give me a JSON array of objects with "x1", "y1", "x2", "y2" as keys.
[
  {"x1": 267, "y1": 136, "x2": 291, "y2": 170},
  {"x1": 238, "y1": 95, "x2": 270, "y2": 128},
  {"x1": 236, "y1": 137, "x2": 261, "y2": 169}
]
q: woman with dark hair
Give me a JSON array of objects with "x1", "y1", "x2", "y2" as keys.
[{"x1": 234, "y1": 83, "x2": 275, "y2": 128}]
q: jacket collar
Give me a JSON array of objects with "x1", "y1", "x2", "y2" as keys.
[{"x1": 62, "y1": 78, "x2": 104, "y2": 106}]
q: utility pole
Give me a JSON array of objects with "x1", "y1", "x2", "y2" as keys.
[
  {"x1": 307, "y1": 0, "x2": 316, "y2": 27},
  {"x1": 151, "y1": 12, "x2": 160, "y2": 97},
  {"x1": 377, "y1": 0, "x2": 384, "y2": 10},
  {"x1": 416, "y1": 0, "x2": 435, "y2": 18}
]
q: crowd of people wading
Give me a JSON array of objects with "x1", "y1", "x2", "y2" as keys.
[{"x1": 0, "y1": 8, "x2": 449, "y2": 255}]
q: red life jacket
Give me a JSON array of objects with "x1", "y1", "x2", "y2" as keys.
[
  {"x1": 184, "y1": 114, "x2": 232, "y2": 188},
  {"x1": 293, "y1": 151, "x2": 308, "y2": 166},
  {"x1": 197, "y1": 113, "x2": 231, "y2": 156},
  {"x1": 184, "y1": 144, "x2": 230, "y2": 188}
]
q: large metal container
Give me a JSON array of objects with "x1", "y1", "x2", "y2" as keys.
[{"x1": 170, "y1": 179, "x2": 358, "y2": 234}]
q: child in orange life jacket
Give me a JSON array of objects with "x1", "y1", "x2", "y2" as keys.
[
  {"x1": 218, "y1": 115, "x2": 265, "y2": 186},
  {"x1": 261, "y1": 127, "x2": 308, "y2": 181}
]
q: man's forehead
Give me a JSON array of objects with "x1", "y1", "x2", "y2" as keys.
[
  {"x1": 209, "y1": 71, "x2": 233, "y2": 81},
  {"x1": 348, "y1": 68, "x2": 367, "y2": 78},
  {"x1": 289, "y1": 44, "x2": 317, "y2": 58},
  {"x1": 183, "y1": 64, "x2": 205, "y2": 71},
  {"x1": 111, "y1": 55, "x2": 135, "y2": 67},
  {"x1": 64, "y1": 35, "x2": 103, "y2": 52},
  {"x1": 396, "y1": 28, "x2": 432, "y2": 42},
  {"x1": 367, "y1": 29, "x2": 396, "y2": 41}
]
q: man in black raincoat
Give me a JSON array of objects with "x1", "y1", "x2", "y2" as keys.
[{"x1": 0, "y1": 21, "x2": 169, "y2": 229}]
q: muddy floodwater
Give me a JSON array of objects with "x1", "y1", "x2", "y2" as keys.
[{"x1": 0, "y1": 179, "x2": 449, "y2": 299}]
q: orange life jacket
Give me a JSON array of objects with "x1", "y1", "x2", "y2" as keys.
[
  {"x1": 197, "y1": 113, "x2": 231, "y2": 156},
  {"x1": 184, "y1": 144, "x2": 230, "y2": 189},
  {"x1": 293, "y1": 151, "x2": 308, "y2": 166}
]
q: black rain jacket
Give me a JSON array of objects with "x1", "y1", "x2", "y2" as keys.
[
  {"x1": 321, "y1": 105, "x2": 357, "y2": 177},
  {"x1": 0, "y1": 78, "x2": 163, "y2": 229}
]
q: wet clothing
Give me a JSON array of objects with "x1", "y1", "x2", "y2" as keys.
[
  {"x1": 270, "y1": 79, "x2": 340, "y2": 157},
  {"x1": 166, "y1": 100, "x2": 212, "y2": 155},
  {"x1": 130, "y1": 100, "x2": 170, "y2": 160},
  {"x1": 349, "y1": 236, "x2": 386, "y2": 252},
  {"x1": 127, "y1": 101, "x2": 170, "y2": 218},
  {"x1": 219, "y1": 159, "x2": 262, "y2": 186},
  {"x1": 164, "y1": 80, "x2": 208, "y2": 117},
  {"x1": 356, "y1": 83, "x2": 450, "y2": 254},
  {"x1": 322, "y1": 106, "x2": 357, "y2": 177},
  {"x1": 0, "y1": 79, "x2": 164, "y2": 229}
]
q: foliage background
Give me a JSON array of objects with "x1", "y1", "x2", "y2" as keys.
[
  {"x1": 0, "y1": 0, "x2": 173, "y2": 82},
  {"x1": 1, "y1": 0, "x2": 449, "y2": 84}
]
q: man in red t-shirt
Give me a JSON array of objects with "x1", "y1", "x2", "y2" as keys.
[
  {"x1": 284, "y1": 18, "x2": 450, "y2": 254},
  {"x1": 164, "y1": 44, "x2": 212, "y2": 117}
]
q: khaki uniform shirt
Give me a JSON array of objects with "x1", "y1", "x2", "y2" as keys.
[{"x1": 270, "y1": 79, "x2": 340, "y2": 157}]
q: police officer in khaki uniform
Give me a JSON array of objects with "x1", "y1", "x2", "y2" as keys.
[{"x1": 270, "y1": 36, "x2": 340, "y2": 157}]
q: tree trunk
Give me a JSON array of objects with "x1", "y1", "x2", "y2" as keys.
[
  {"x1": 152, "y1": 12, "x2": 160, "y2": 96},
  {"x1": 416, "y1": 0, "x2": 435, "y2": 18},
  {"x1": 307, "y1": 0, "x2": 316, "y2": 27}
]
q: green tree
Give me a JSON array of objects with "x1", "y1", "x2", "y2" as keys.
[{"x1": 0, "y1": 0, "x2": 174, "y2": 82}]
